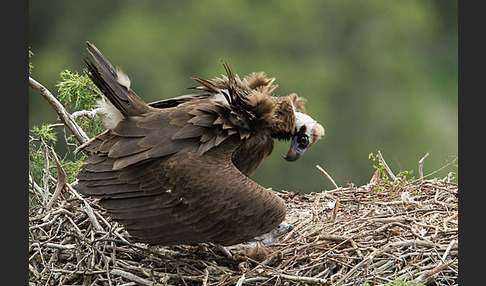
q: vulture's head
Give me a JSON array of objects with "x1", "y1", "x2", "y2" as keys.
[{"x1": 284, "y1": 111, "x2": 325, "y2": 162}]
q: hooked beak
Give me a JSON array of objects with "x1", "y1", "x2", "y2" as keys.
[{"x1": 283, "y1": 136, "x2": 307, "y2": 162}]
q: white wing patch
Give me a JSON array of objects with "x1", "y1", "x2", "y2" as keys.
[
  {"x1": 96, "y1": 97, "x2": 125, "y2": 129},
  {"x1": 116, "y1": 66, "x2": 131, "y2": 88},
  {"x1": 212, "y1": 89, "x2": 231, "y2": 106}
]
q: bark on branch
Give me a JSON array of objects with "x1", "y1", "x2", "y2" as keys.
[{"x1": 29, "y1": 76, "x2": 89, "y2": 144}]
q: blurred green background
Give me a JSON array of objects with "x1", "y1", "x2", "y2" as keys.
[{"x1": 29, "y1": 0, "x2": 457, "y2": 193}]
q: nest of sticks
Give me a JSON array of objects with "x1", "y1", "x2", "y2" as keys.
[{"x1": 29, "y1": 159, "x2": 458, "y2": 286}]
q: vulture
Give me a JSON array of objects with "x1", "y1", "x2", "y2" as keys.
[{"x1": 74, "y1": 42, "x2": 325, "y2": 246}]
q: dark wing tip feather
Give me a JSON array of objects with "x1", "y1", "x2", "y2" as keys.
[
  {"x1": 220, "y1": 59, "x2": 235, "y2": 82},
  {"x1": 85, "y1": 41, "x2": 153, "y2": 117},
  {"x1": 190, "y1": 77, "x2": 220, "y2": 93},
  {"x1": 86, "y1": 41, "x2": 117, "y2": 78}
]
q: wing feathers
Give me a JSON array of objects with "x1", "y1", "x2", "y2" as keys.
[
  {"x1": 108, "y1": 137, "x2": 150, "y2": 158},
  {"x1": 137, "y1": 113, "x2": 172, "y2": 129},
  {"x1": 171, "y1": 124, "x2": 206, "y2": 140},
  {"x1": 190, "y1": 77, "x2": 220, "y2": 93},
  {"x1": 214, "y1": 133, "x2": 230, "y2": 146},
  {"x1": 76, "y1": 171, "x2": 119, "y2": 181},
  {"x1": 98, "y1": 137, "x2": 119, "y2": 153},
  {"x1": 113, "y1": 152, "x2": 151, "y2": 170},
  {"x1": 146, "y1": 138, "x2": 198, "y2": 158},
  {"x1": 85, "y1": 42, "x2": 151, "y2": 117},
  {"x1": 75, "y1": 52, "x2": 294, "y2": 246},
  {"x1": 76, "y1": 137, "x2": 286, "y2": 245},
  {"x1": 97, "y1": 101, "x2": 238, "y2": 170}
]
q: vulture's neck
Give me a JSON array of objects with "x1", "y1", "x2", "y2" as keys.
[
  {"x1": 198, "y1": 70, "x2": 303, "y2": 140},
  {"x1": 267, "y1": 95, "x2": 297, "y2": 140}
]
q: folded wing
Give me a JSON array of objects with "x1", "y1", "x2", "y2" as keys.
[{"x1": 75, "y1": 110, "x2": 286, "y2": 245}]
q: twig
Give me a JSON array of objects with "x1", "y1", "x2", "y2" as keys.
[
  {"x1": 111, "y1": 269, "x2": 163, "y2": 286},
  {"x1": 332, "y1": 197, "x2": 340, "y2": 221},
  {"x1": 29, "y1": 263, "x2": 41, "y2": 279},
  {"x1": 235, "y1": 273, "x2": 245, "y2": 286},
  {"x1": 71, "y1": 108, "x2": 101, "y2": 120},
  {"x1": 30, "y1": 242, "x2": 76, "y2": 250},
  {"x1": 29, "y1": 76, "x2": 89, "y2": 144},
  {"x1": 414, "y1": 156, "x2": 458, "y2": 183},
  {"x1": 42, "y1": 145, "x2": 50, "y2": 206},
  {"x1": 414, "y1": 259, "x2": 456, "y2": 283},
  {"x1": 46, "y1": 147, "x2": 67, "y2": 210},
  {"x1": 202, "y1": 268, "x2": 209, "y2": 286},
  {"x1": 439, "y1": 239, "x2": 456, "y2": 265},
  {"x1": 377, "y1": 150, "x2": 396, "y2": 181},
  {"x1": 350, "y1": 239, "x2": 363, "y2": 258},
  {"x1": 47, "y1": 268, "x2": 106, "y2": 275},
  {"x1": 66, "y1": 183, "x2": 104, "y2": 232},
  {"x1": 29, "y1": 173, "x2": 45, "y2": 201},
  {"x1": 316, "y1": 165, "x2": 339, "y2": 189},
  {"x1": 334, "y1": 242, "x2": 390, "y2": 285},
  {"x1": 418, "y1": 150, "x2": 431, "y2": 179},
  {"x1": 279, "y1": 273, "x2": 327, "y2": 284},
  {"x1": 318, "y1": 234, "x2": 349, "y2": 242}
]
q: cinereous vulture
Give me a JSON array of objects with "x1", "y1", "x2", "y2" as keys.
[{"x1": 74, "y1": 42, "x2": 324, "y2": 246}]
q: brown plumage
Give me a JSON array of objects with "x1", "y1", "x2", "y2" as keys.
[{"x1": 75, "y1": 42, "x2": 324, "y2": 246}]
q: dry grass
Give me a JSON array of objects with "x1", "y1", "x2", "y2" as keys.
[{"x1": 29, "y1": 158, "x2": 457, "y2": 286}]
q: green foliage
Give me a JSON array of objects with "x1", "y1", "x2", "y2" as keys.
[
  {"x1": 29, "y1": 69, "x2": 105, "y2": 193},
  {"x1": 56, "y1": 69, "x2": 105, "y2": 139},
  {"x1": 29, "y1": 122, "x2": 85, "y2": 187},
  {"x1": 29, "y1": 142, "x2": 48, "y2": 183},
  {"x1": 56, "y1": 69, "x2": 98, "y2": 110},
  {"x1": 29, "y1": 124, "x2": 56, "y2": 185},
  {"x1": 62, "y1": 159, "x2": 85, "y2": 183},
  {"x1": 29, "y1": 47, "x2": 34, "y2": 74},
  {"x1": 368, "y1": 152, "x2": 415, "y2": 193},
  {"x1": 29, "y1": 142, "x2": 85, "y2": 193},
  {"x1": 30, "y1": 124, "x2": 58, "y2": 145}
]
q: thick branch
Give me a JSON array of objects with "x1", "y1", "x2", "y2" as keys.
[{"x1": 29, "y1": 76, "x2": 89, "y2": 144}]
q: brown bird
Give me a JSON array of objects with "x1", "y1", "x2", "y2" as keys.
[{"x1": 74, "y1": 42, "x2": 324, "y2": 246}]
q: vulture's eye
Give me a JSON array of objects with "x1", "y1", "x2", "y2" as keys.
[{"x1": 299, "y1": 136, "x2": 309, "y2": 147}]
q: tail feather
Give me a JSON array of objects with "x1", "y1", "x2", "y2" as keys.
[{"x1": 85, "y1": 41, "x2": 150, "y2": 117}]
